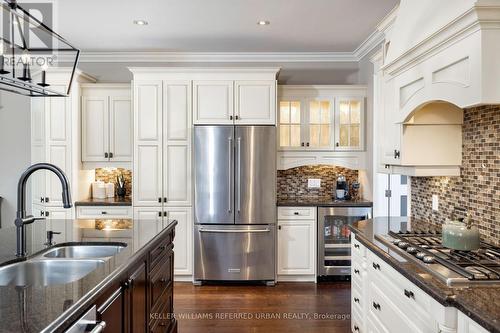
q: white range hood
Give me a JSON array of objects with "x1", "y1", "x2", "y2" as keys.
[{"x1": 378, "y1": 0, "x2": 500, "y2": 176}]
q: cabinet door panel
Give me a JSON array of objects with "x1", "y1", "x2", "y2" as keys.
[
  {"x1": 193, "y1": 81, "x2": 233, "y2": 124},
  {"x1": 128, "y1": 262, "x2": 147, "y2": 333},
  {"x1": 235, "y1": 80, "x2": 276, "y2": 125},
  {"x1": 135, "y1": 82, "x2": 162, "y2": 142},
  {"x1": 82, "y1": 96, "x2": 109, "y2": 161},
  {"x1": 31, "y1": 98, "x2": 45, "y2": 145},
  {"x1": 46, "y1": 92, "x2": 69, "y2": 143},
  {"x1": 98, "y1": 288, "x2": 124, "y2": 333},
  {"x1": 134, "y1": 145, "x2": 162, "y2": 206},
  {"x1": 109, "y1": 96, "x2": 132, "y2": 161},
  {"x1": 164, "y1": 145, "x2": 191, "y2": 206},
  {"x1": 165, "y1": 208, "x2": 192, "y2": 275},
  {"x1": 164, "y1": 82, "x2": 191, "y2": 142},
  {"x1": 277, "y1": 221, "x2": 315, "y2": 275},
  {"x1": 45, "y1": 145, "x2": 70, "y2": 206}
]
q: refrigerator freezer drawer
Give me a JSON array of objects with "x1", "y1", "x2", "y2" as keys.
[{"x1": 194, "y1": 224, "x2": 275, "y2": 281}]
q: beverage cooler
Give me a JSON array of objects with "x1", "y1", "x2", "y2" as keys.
[{"x1": 317, "y1": 207, "x2": 372, "y2": 277}]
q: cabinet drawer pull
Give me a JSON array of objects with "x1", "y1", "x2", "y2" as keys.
[
  {"x1": 158, "y1": 197, "x2": 162, "y2": 203},
  {"x1": 372, "y1": 262, "x2": 381, "y2": 270},
  {"x1": 229, "y1": 115, "x2": 233, "y2": 120},
  {"x1": 372, "y1": 302, "x2": 381, "y2": 310},
  {"x1": 301, "y1": 142, "x2": 305, "y2": 147},
  {"x1": 163, "y1": 197, "x2": 167, "y2": 202},
  {"x1": 354, "y1": 244, "x2": 360, "y2": 249},
  {"x1": 354, "y1": 269, "x2": 360, "y2": 275},
  {"x1": 354, "y1": 325, "x2": 359, "y2": 332},
  {"x1": 354, "y1": 297, "x2": 360, "y2": 303},
  {"x1": 404, "y1": 289, "x2": 415, "y2": 299},
  {"x1": 104, "y1": 152, "x2": 109, "y2": 158},
  {"x1": 394, "y1": 149, "x2": 400, "y2": 159},
  {"x1": 158, "y1": 211, "x2": 162, "y2": 217},
  {"x1": 45, "y1": 197, "x2": 49, "y2": 203},
  {"x1": 293, "y1": 212, "x2": 299, "y2": 215},
  {"x1": 101, "y1": 211, "x2": 108, "y2": 215},
  {"x1": 40, "y1": 197, "x2": 44, "y2": 203},
  {"x1": 109, "y1": 152, "x2": 113, "y2": 158}
]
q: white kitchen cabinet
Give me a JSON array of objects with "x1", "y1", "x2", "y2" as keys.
[
  {"x1": 133, "y1": 206, "x2": 193, "y2": 276},
  {"x1": 81, "y1": 84, "x2": 132, "y2": 162},
  {"x1": 277, "y1": 206, "x2": 316, "y2": 281},
  {"x1": 133, "y1": 81, "x2": 164, "y2": 207},
  {"x1": 193, "y1": 80, "x2": 234, "y2": 124},
  {"x1": 234, "y1": 80, "x2": 276, "y2": 124},
  {"x1": 351, "y1": 234, "x2": 490, "y2": 333},
  {"x1": 457, "y1": 311, "x2": 489, "y2": 333},
  {"x1": 30, "y1": 70, "x2": 96, "y2": 215},
  {"x1": 193, "y1": 78, "x2": 277, "y2": 125},
  {"x1": 334, "y1": 97, "x2": 364, "y2": 151},
  {"x1": 165, "y1": 207, "x2": 193, "y2": 275}
]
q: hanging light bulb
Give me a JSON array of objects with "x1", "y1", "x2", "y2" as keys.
[
  {"x1": 18, "y1": 51, "x2": 31, "y2": 81},
  {"x1": 38, "y1": 63, "x2": 49, "y2": 87}
]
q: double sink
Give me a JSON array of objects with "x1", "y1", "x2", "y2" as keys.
[{"x1": 0, "y1": 244, "x2": 125, "y2": 287}]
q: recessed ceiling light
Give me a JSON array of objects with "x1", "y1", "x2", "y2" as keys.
[
  {"x1": 133, "y1": 20, "x2": 148, "y2": 26},
  {"x1": 257, "y1": 20, "x2": 270, "y2": 26}
]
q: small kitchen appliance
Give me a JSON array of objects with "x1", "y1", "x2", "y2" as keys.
[{"x1": 335, "y1": 175, "x2": 350, "y2": 200}]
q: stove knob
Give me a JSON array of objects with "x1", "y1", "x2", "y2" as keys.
[
  {"x1": 416, "y1": 252, "x2": 426, "y2": 259},
  {"x1": 406, "y1": 246, "x2": 418, "y2": 254},
  {"x1": 392, "y1": 239, "x2": 401, "y2": 245},
  {"x1": 398, "y1": 241, "x2": 409, "y2": 249},
  {"x1": 423, "y1": 255, "x2": 435, "y2": 264}
]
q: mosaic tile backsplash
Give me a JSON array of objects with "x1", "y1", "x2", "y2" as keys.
[
  {"x1": 410, "y1": 105, "x2": 499, "y2": 246},
  {"x1": 95, "y1": 168, "x2": 132, "y2": 198},
  {"x1": 277, "y1": 165, "x2": 358, "y2": 200}
]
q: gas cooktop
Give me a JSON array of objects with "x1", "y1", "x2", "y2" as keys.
[{"x1": 376, "y1": 230, "x2": 500, "y2": 287}]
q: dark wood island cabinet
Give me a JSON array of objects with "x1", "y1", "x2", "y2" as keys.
[{"x1": 74, "y1": 224, "x2": 177, "y2": 333}]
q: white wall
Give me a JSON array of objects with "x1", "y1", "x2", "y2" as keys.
[{"x1": 0, "y1": 92, "x2": 31, "y2": 227}]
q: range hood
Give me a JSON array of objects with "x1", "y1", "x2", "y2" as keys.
[{"x1": 378, "y1": 0, "x2": 500, "y2": 176}]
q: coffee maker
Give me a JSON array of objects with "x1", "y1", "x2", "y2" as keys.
[{"x1": 335, "y1": 175, "x2": 350, "y2": 200}]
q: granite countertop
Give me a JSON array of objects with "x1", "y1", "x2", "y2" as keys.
[
  {"x1": 74, "y1": 197, "x2": 132, "y2": 206},
  {"x1": 277, "y1": 196, "x2": 372, "y2": 207},
  {"x1": 349, "y1": 217, "x2": 500, "y2": 333},
  {"x1": 0, "y1": 218, "x2": 177, "y2": 333}
]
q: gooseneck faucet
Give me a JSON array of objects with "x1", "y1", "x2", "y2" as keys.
[{"x1": 14, "y1": 163, "x2": 72, "y2": 257}]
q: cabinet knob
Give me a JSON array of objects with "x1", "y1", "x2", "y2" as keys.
[
  {"x1": 163, "y1": 197, "x2": 167, "y2": 203},
  {"x1": 158, "y1": 211, "x2": 162, "y2": 217},
  {"x1": 45, "y1": 211, "x2": 50, "y2": 217},
  {"x1": 40, "y1": 211, "x2": 45, "y2": 217},
  {"x1": 163, "y1": 211, "x2": 168, "y2": 217},
  {"x1": 229, "y1": 115, "x2": 233, "y2": 120},
  {"x1": 104, "y1": 152, "x2": 109, "y2": 158},
  {"x1": 354, "y1": 325, "x2": 359, "y2": 331},
  {"x1": 372, "y1": 302, "x2": 381, "y2": 310},
  {"x1": 306, "y1": 142, "x2": 310, "y2": 147},
  {"x1": 372, "y1": 262, "x2": 381, "y2": 270},
  {"x1": 293, "y1": 212, "x2": 299, "y2": 215},
  {"x1": 109, "y1": 152, "x2": 113, "y2": 158},
  {"x1": 354, "y1": 297, "x2": 360, "y2": 303},
  {"x1": 394, "y1": 149, "x2": 400, "y2": 159},
  {"x1": 158, "y1": 197, "x2": 162, "y2": 203},
  {"x1": 40, "y1": 197, "x2": 44, "y2": 203},
  {"x1": 336, "y1": 142, "x2": 340, "y2": 147},
  {"x1": 301, "y1": 142, "x2": 305, "y2": 147},
  {"x1": 354, "y1": 244, "x2": 360, "y2": 249},
  {"x1": 45, "y1": 197, "x2": 49, "y2": 203},
  {"x1": 235, "y1": 115, "x2": 239, "y2": 120},
  {"x1": 354, "y1": 269, "x2": 360, "y2": 275},
  {"x1": 101, "y1": 211, "x2": 108, "y2": 215},
  {"x1": 278, "y1": 225, "x2": 281, "y2": 230}
]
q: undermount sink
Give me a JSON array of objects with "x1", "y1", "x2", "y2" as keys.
[
  {"x1": 0, "y1": 259, "x2": 105, "y2": 287},
  {"x1": 43, "y1": 244, "x2": 125, "y2": 259}
]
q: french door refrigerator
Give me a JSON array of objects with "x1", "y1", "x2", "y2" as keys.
[{"x1": 194, "y1": 125, "x2": 276, "y2": 284}]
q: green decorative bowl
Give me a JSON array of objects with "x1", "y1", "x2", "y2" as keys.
[{"x1": 442, "y1": 220, "x2": 480, "y2": 251}]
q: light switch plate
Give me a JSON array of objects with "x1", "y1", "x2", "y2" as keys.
[
  {"x1": 432, "y1": 194, "x2": 439, "y2": 211},
  {"x1": 308, "y1": 178, "x2": 321, "y2": 189}
]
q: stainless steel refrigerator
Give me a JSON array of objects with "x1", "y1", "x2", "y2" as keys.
[{"x1": 193, "y1": 125, "x2": 276, "y2": 284}]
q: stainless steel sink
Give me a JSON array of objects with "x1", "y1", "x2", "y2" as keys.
[
  {"x1": 43, "y1": 245, "x2": 125, "y2": 259},
  {"x1": 0, "y1": 259, "x2": 104, "y2": 287}
]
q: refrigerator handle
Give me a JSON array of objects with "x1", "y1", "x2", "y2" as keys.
[
  {"x1": 228, "y1": 137, "x2": 233, "y2": 213},
  {"x1": 237, "y1": 136, "x2": 241, "y2": 213}
]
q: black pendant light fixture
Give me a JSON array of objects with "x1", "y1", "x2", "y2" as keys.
[{"x1": 0, "y1": 0, "x2": 80, "y2": 97}]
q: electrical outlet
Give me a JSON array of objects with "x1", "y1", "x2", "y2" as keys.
[
  {"x1": 308, "y1": 178, "x2": 321, "y2": 189},
  {"x1": 432, "y1": 195, "x2": 439, "y2": 211}
]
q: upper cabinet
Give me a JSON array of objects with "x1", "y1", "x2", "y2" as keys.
[
  {"x1": 278, "y1": 86, "x2": 366, "y2": 152},
  {"x1": 277, "y1": 86, "x2": 367, "y2": 170},
  {"x1": 81, "y1": 84, "x2": 132, "y2": 162},
  {"x1": 190, "y1": 69, "x2": 279, "y2": 125}
]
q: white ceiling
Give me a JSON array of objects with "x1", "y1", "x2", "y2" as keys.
[{"x1": 56, "y1": 0, "x2": 398, "y2": 52}]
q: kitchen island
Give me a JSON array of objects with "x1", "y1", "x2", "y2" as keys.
[
  {"x1": 0, "y1": 218, "x2": 177, "y2": 333},
  {"x1": 349, "y1": 217, "x2": 499, "y2": 333}
]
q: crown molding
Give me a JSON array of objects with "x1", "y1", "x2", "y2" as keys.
[
  {"x1": 353, "y1": 30, "x2": 385, "y2": 60},
  {"x1": 74, "y1": 51, "x2": 358, "y2": 63}
]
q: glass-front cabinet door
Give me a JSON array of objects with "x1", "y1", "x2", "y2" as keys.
[
  {"x1": 279, "y1": 100, "x2": 302, "y2": 149},
  {"x1": 335, "y1": 98, "x2": 364, "y2": 151},
  {"x1": 308, "y1": 100, "x2": 333, "y2": 148}
]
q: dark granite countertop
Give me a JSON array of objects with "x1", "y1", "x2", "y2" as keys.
[
  {"x1": 0, "y1": 218, "x2": 176, "y2": 333},
  {"x1": 277, "y1": 197, "x2": 372, "y2": 207},
  {"x1": 349, "y1": 217, "x2": 500, "y2": 333},
  {"x1": 74, "y1": 197, "x2": 132, "y2": 206}
]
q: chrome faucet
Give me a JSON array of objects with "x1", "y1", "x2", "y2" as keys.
[{"x1": 14, "y1": 163, "x2": 72, "y2": 257}]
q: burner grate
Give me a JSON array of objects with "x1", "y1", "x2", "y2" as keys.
[{"x1": 389, "y1": 231, "x2": 500, "y2": 281}]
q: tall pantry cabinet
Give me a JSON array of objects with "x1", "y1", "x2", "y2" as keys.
[{"x1": 30, "y1": 68, "x2": 96, "y2": 244}]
